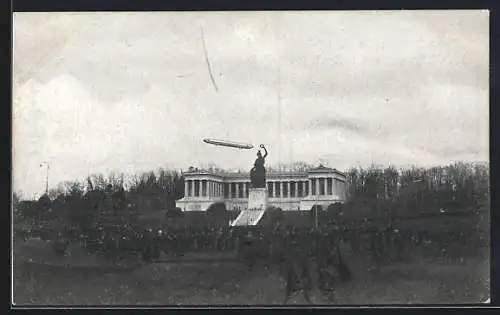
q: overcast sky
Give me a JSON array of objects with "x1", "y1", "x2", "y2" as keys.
[{"x1": 13, "y1": 11, "x2": 489, "y2": 197}]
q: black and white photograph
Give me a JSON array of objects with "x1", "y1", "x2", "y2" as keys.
[{"x1": 12, "y1": 10, "x2": 489, "y2": 305}]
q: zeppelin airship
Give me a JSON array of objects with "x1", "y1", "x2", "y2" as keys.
[{"x1": 203, "y1": 138, "x2": 254, "y2": 150}]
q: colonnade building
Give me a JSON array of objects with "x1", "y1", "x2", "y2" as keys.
[{"x1": 176, "y1": 165, "x2": 347, "y2": 211}]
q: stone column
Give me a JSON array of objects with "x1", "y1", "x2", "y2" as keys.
[
  {"x1": 228, "y1": 182, "x2": 232, "y2": 199},
  {"x1": 287, "y1": 181, "x2": 291, "y2": 198},
  {"x1": 243, "y1": 182, "x2": 247, "y2": 198},
  {"x1": 236, "y1": 182, "x2": 241, "y2": 199},
  {"x1": 280, "y1": 181, "x2": 284, "y2": 199}
]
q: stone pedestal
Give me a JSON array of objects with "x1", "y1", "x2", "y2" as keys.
[{"x1": 248, "y1": 188, "x2": 268, "y2": 210}]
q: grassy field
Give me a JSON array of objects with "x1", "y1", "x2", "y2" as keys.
[{"x1": 12, "y1": 239, "x2": 489, "y2": 306}]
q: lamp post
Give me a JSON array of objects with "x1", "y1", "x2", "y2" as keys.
[
  {"x1": 312, "y1": 178, "x2": 319, "y2": 230},
  {"x1": 315, "y1": 192, "x2": 319, "y2": 230},
  {"x1": 40, "y1": 162, "x2": 50, "y2": 195}
]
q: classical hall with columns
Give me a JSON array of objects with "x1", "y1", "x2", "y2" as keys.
[{"x1": 176, "y1": 165, "x2": 347, "y2": 212}]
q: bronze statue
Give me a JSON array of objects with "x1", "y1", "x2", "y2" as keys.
[{"x1": 250, "y1": 144, "x2": 268, "y2": 188}]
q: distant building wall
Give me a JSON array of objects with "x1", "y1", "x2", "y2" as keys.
[{"x1": 176, "y1": 165, "x2": 346, "y2": 211}]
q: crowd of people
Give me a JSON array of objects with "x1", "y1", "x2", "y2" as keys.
[
  {"x1": 16, "y1": 216, "x2": 486, "y2": 268},
  {"x1": 15, "y1": 215, "x2": 487, "y2": 303}
]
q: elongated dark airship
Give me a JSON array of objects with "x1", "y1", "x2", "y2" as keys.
[{"x1": 203, "y1": 138, "x2": 253, "y2": 150}]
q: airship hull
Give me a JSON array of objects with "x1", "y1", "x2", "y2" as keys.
[{"x1": 203, "y1": 138, "x2": 253, "y2": 150}]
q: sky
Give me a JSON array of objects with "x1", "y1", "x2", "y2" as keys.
[{"x1": 13, "y1": 11, "x2": 489, "y2": 198}]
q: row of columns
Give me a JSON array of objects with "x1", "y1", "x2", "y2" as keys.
[
  {"x1": 184, "y1": 179, "x2": 224, "y2": 198},
  {"x1": 308, "y1": 177, "x2": 345, "y2": 197},
  {"x1": 183, "y1": 178, "x2": 346, "y2": 199},
  {"x1": 225, "y1": 182, "x2": 250, "y2": 199},
  {"x1": 268, "y1": 178, "x2": 344, "y2": 198},
  {"x1": 268, "y1": 180, "x2": 308, "y2": 198}
]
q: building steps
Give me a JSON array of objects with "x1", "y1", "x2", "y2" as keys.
[{"x1": 230, "y1": 208, "x2": 266, "y2": 226}]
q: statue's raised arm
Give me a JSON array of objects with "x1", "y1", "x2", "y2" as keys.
[
  {"x1": 250, "y1": 144, "x2": 268, "y2": 188},
  {"x1": 260, "y1": 144, "x2": 268, "y2": 159}
]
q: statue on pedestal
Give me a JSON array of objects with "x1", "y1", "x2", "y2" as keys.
[{"x1": 250, "y1": 144, "x2": 268, "y2": 188}]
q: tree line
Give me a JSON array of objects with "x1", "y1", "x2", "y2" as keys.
[
  {"x1": 13, "y1": 161, "x2": 489, "y2": 231},
  {"x1": 14, "y1": 168, "x2": 185, "y2": 230},
  {"x1": 343, "y1": 161, "x2": 489, "y2": 219}
]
